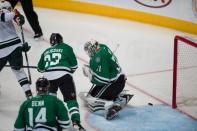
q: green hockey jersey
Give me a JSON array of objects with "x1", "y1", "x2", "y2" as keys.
[
  {"x1": 90, "y1": 44, "x2": 121, "y2": 86},
  {"x1": 14, "y1": 95, "x2": 71, "y2": 131},
  {"x1": 37, "y1": 43, "x2": 78, "y2": 74}
]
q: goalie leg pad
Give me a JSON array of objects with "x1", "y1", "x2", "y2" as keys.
[{"x1": 85, "y1": 94, "x2": 120, "y2": 118}]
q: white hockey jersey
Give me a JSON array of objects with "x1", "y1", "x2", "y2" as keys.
[{"x1": 0, "y1": 9, "x2": 22, "y2": 58}]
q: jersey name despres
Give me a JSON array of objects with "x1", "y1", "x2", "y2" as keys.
[
  {"x1": 44, "y1": 48, "x2": 63, "y2": 56},
  {"x1": 32, "y1": 100, "x2": 44, "y2": 107}
]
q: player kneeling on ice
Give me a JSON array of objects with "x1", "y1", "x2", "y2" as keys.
[
  {"x1": 0, "y1": 0, "x2": 32, "y2": 98},
  {"x1": 14, "y1": 77, "x2": 72, "y2": 131},
  {"x1": 37, "y1": 33, "x2": 85, "y2": 131},
  {"x1": 81, "y1": 40, "x2": 133, "y2": 120}
]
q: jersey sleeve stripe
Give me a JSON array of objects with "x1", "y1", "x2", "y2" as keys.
[
  {"x1": 94, "y1": 76, "x2": 110, "y2": 84},
  {"x1": 93, "y1": 71, "x2": 121, "y2": 84},
  {"x1": 0, "y1": 37, "x2": 21, "y2": 49}
]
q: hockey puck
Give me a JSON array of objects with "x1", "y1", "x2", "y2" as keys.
[{"x1": 148, "y1": 103, "x2": 153, "y2": 106}]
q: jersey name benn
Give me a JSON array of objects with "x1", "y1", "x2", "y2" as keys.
[{"x1": 32, "y1": 100, "x2": 44, "y2": 107}]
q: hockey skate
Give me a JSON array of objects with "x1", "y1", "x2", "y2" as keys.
[
  {"x1": 72, "y1": 121, "x2": 86, "y2": 131},
  {"x1": 106, "y1": 104, "x2": 122, "y2": 120},
  {"x1": 34, "y1": 32, "x2": 43, "y2": 40},
  {"x1": 114, "y1": 94, "x2": 134, "y2": 108},
  {"x1": 120, "y1": 94, "x2": 134, "y2": 104}
]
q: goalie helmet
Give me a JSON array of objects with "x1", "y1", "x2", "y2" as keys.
[
  {"x1": 0, "y1": 0, "x2": 12, "y2": 11},
  {"x1": 36, "y1": 77, "x2": 50, "y2": 94},
  {"x1": 50, "y1": 33, "x2": 63, "y2": 46},
  {"x1": 84, "y1": 40, "x2": 99, "y2": 57}
]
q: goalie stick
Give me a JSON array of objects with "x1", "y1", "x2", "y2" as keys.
[{"x1": 113, "y1": 44, "x2": 120, "y2": 54}]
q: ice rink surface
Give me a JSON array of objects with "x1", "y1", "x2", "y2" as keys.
[{"x1": 0, "y1": 7, "x2": 197, "y2": 131}]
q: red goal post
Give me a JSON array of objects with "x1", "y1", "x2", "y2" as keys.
[{"x1": 172, "y1": 35, "x2": 197, "y2": 108}]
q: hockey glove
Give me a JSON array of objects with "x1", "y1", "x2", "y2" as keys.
[
  {"x1": 21, "y1": 42, "x2": 31, "y2": 52},
  {"x1": 13, "y1": 9, "x2": 25, "y2": 26},
  {"x1": 82, "y1": 64, "x2": 92, "y2": 81}
]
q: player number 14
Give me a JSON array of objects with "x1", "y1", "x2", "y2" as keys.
[{"x1": 28, "y1": 107, "x2": 47, "y2": 126}]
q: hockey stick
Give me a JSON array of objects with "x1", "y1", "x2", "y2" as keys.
[
  {"x1": 20, "y1": 25, "x2": 32, "y2": 84},
  {"x1": 86, "y1": 84, "x2": 95, "y2": 96},
  {"x1": 113, "y1": 44, "x2": 120, "y2": 54},
  {"x1": 5, "y1": 65, "x2": 37, "y2": 69}
]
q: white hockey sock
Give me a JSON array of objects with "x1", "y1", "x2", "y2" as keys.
[{"x1": 12, "y1": 68, "x2": 31, "y2": 92}]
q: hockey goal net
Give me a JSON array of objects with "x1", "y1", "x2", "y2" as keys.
[{"x1": 172, "y1": 35, "x2": 197, "y2": 109}]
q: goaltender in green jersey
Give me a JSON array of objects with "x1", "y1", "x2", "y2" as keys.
[{"x1": 82, "y1": 40, "x2": 133, "y2": 120}]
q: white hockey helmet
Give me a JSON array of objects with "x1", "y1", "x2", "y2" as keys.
[
  {"x1": 0, "y1": 0, "x2": 12, "y2": 11},
  {"x1": 84, "y1": 39, "x2": 99, "y2": 57}
]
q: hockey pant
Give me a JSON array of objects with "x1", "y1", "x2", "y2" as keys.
[
  {"x1": 12, "y1": 68, "x2": 31, "y2": 92},
  {"x1": 49, "y1": 74, "x2": 81, "y2": 123},
  {"x1": 0, "y1": 47, "x2": 31, "y2": 96},
  {"x1": 89, "y1": 74, "x2": 126, "y2": 100}
]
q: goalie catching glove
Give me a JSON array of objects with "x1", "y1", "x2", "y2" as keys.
[{"x1": 82, "y1": 64, "x2": 92, "y2": 81}]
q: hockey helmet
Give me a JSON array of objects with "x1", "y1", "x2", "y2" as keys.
[
  {"x1": 0, "y1": 0, "x2": 12, "y2": 11},
  {"x1": 50, "y1": 33, "x2": 63, "y2": 46},
  {"x1": 84, "y1": 40, "x2": 98, "y2": 57},
  {"x1": 36, "y1": 77, "x2": 50, "y2": 94}
]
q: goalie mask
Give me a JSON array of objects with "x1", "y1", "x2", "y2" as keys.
[
  {"x1": 50, "y1": 33, "x2": 63, "y2": 46},
  {"x1": 0, "y1": 0, "x2": 12, "y2": 12},
  {"x1": 84, "y1": 40, "x2": 99, "y2": 57},
  {"x1": 36, "y1": 77, "x2": 50, "y2": 94}
]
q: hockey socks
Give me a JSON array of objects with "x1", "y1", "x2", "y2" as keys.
[{"x1": 67, "y1": 100, "x2": 81, "y2": 122}]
